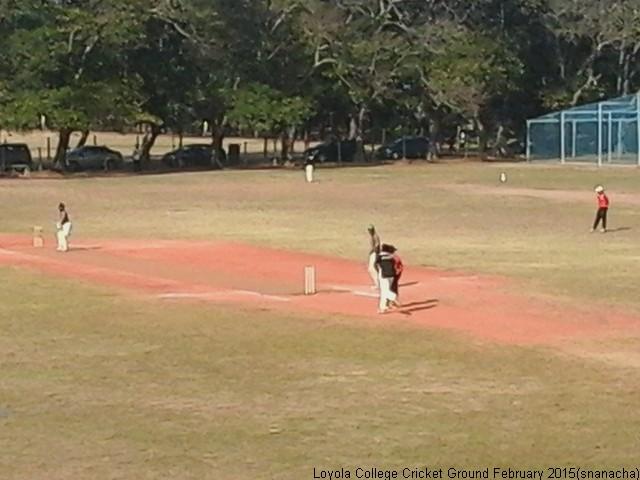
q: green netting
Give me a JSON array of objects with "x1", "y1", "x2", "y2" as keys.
[{"x1": 527, "y1": 93, "x2": 640, "y2": 165}]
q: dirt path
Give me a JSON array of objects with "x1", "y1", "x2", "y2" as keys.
[
  {"x1": 1, "y1": 235, "x2": 639, "y2": 346},
  {"x1": 437, "y1": 184, "x2": 640, "y2": 206}
]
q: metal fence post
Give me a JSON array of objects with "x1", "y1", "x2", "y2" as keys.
[
  {"x1": 560, "y1": 112, "x2": 566, "y2": 164},
  {"x1": 607, "y1": 112, "x2": 613, "y2": 163},
  {"x1": 636, "y1": 93, "x2": 640, "y2": 166},
  {"x1": 526, "y1": 120, "x2": 531, "y2": 162},
  {"x1": 597, "y1": 102, "x2": 603, "y2": 167},
  {"x1": 617, "y1": 120, "x2": 623, "y2": 157}
]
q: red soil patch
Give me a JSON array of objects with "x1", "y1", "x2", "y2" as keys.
[{"x1": 1, "y1": 234, "x2": 638, "y2": 345}]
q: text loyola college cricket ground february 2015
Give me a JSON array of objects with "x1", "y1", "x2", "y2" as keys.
[{"x1": 313, "y1": 467, "x2": 640, "y2": 480}]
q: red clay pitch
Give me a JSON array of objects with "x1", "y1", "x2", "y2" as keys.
[{"x1": 1, "y1": 234, "x2": 638, "y2": 345}]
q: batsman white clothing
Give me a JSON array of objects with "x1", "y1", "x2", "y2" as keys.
[
  {"x1": 378, "y1": 273, "x2": 397, "y2": 312},
  {"x1": 376, "y1": 251, "x2": 397, "y2": 312},
  {"x1": 56, "y1": 222, "x2": 72, "y2": 252},
  {"x1": 305, "y1": 164, "x2": 314, "y2": 183}
]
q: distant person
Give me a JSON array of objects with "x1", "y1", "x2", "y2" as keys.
[
  {"x1": 459, "y1": 131, "x2": 467, "y2": 151},
  {"x1": 367, "y1": 225, "x2": 381, "y2": 289},
  {"x1": 591, "y1": 185, "x2": 610, "y2": 233},
  {"x1": 56, "y1": 202, "x2": 72, "y2": 252},
  {"x1": 376, "y1": 244, "x2": 398, "y2": 314},
  {"x1": 304, "y1": 156, "x2": 315, "y2": 183}
]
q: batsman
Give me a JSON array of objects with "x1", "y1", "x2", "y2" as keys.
[{"x1": 56, "y1": 202, "x2": 72, "y2": 252}]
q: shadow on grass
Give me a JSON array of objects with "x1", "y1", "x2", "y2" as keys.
[{"x1": 396, "y1": 299, "x2": 440, "y2": 316}]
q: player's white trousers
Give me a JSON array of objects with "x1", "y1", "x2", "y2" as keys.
[
  {"x1": 305, "y1": 164, "x2": 314, "y2": 183},
  {"x1": 368, "y1": 253, "x2": 379, "y2": 287},
  {"x1": 57, "y1": 222, "x2": 72, "y2": 252},
  {"x1": 378, "y1": 275, "x2": 397, "y2": 311}
]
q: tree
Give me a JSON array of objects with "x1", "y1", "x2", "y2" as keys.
[
  {"x1": 227, "y1": 84, "x2": 313, "y2": 160},
  {"x1": 541, "y1": 0, "x2": 640, "y2": 108},
  {"x1": 0, "y1": 0, "x2": 144, "y2": 166},
  {"x1": 3, "y1": 0, "x2": 638, "y2": 166},
  {"x1": 427, "y1": 26, "x2": 523, "y2": 152},
  {"x1": 128, "y1": 4, "x2": 205, "y2": 167}
]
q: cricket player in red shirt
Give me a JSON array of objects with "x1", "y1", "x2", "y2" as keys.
[
  {"x1": 381, "y1": 244, "x2": 403, "y2": 308},
  {"x1": 389, "y1": 246, "x2": 404, "y2": 304},
  {"x1": 591, "y1": 185, "x2": 610, "y2": 233}
]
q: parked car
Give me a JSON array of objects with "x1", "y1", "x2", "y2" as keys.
[
  {"x1": 65, "y1": 146, "x2": 123, "y2": 172},
  {"x1": 162, "y1": 144, "x2": 224, "y2": 168},
  {"x1": 0, "y1": 143, "x2": 33, "y2": 172},
  {"x1": 376, "y1": 136, "x2": 430, "y2": 160},
  {"x1": 304, "y1": 139, "x2": 358, "y2": 163}
]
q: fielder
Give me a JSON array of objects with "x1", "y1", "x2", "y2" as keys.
[
  {"x1": 367, "y1": 225, "x2": 381, "y2": 289},
  {"x1": 304, "y1": 156, "x2": 315, "y2": 183},
  {"x1": 56, "y1": 202, "x2": 72, "y2": 252},
  {"x1": 591, "y1": 185, "x2": 610, "y2": 233},
  {"x1": 384, "y1": 244, "x2": 404, "y2": 305}
]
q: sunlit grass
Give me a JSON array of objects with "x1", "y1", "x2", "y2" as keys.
[
  {"x1": 1, "y1": 163, "x2": 638, "y2": 310},
  {"x1": 1, "y1": 269, "x2": 639, "y2": 479}
]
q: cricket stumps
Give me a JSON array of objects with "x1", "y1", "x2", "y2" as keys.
[
  {"x1": 304, "y1": 265, "x2": 316, "y2": 295},
  {"x1": 33, "y1": 226, "x2": 44, "y2": 248}
]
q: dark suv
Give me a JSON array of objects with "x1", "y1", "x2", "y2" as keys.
[
  {"x1": 162, "y1": 144, "x2": 224, "y2": 168},
  {"x1": 376, "y1": 136, "x2": 430, "y2": 160},
  {"x1": 304, "y1": 139, "x2": 358, "y2": 163},
  {"x1": 0, "y1": 143, "x2": 33, "y2": 172}
]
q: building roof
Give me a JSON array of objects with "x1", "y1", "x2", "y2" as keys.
[{"x1": 530, "y1": 93, "x2": 640, "y2": 123}]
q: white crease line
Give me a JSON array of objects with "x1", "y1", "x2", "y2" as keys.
[
  {"x1": 157, "y1": 290, "x2": 291, "y2": 303},
  {"x1": 329, "y1": 285, "x2": 379, "y2": 298},
  {"x1": 233, "y1": 290, "x2": 291, "y2": 302}
]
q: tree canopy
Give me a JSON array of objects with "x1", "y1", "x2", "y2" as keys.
[{"x1": 2, "y1": 0, "x2": 640, "y2": 162}]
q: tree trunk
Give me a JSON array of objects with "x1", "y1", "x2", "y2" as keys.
[
  {"x1": 139, "y1": 123, "x2": 162, "y2": 169},
  {"x1": 211, "y1": 122, "x2": 225, "y2": 168},
  {"x1": 475, "y1": 115, "x2": 488, "y2": 157},
  {"x1": 349, "y1": 106, "x2": 366, "y2": 162},
  {"x1": 428, "y1": 117, "x2": 440, "y2": 161},
  {"x1": 76, "y1": 129, "x2": 90, "y2": 148},
  {"x1": 348, "y1": 116, "x2": 358, "y2": 140},
  {"x1": 280, "y1": 126, "x2": 296, "y2": 161},
  {"x1": 623, "y1": 49, "x2": 632, "y2": 95},
  {"x1": 494, "y1": 124, "x2": 506, "y2": 157},
  {"x1": 54, "y1": 128, "x2": 72, "y2": 170},
  {"x1": 617, "y1": 41, "x2": 626, "y2": 95}
]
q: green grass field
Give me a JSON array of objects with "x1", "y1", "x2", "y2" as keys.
[{"x1": 1, "y1": 163, "x2": 640, "y2": 478}]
